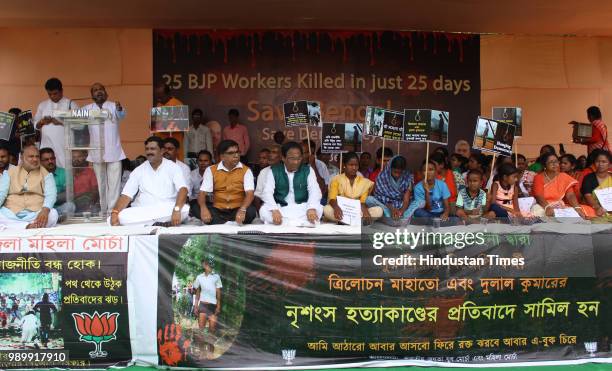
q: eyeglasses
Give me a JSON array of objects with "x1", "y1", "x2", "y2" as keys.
[
  {"x1": 223, "y1": 151, "x2": 240, "y2": 157},
  {"x1": 285, "y1": 156, "x2": 302, "y2": 162}
]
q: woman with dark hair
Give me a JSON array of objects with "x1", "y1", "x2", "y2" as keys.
[
  {"x1": 366, "y1": 155, "x2": 413, "y2": 226},
  {"x1": 529, "y1": 144, "x2": 557, "y2": 173},
  {"x1": 560, "y1": 153, "x2": 582, "y2": 200},
  {"x1": 581, "y1": 151, "x2": 612, "y2": 222},
  {"x1": 324, "y1": 152, "x2": 382, "y2": 225},
  {"x1": 430, "y1": 152, "x2": 457, "y2": 206},
  {"x1": 34, "y1": 293, "x2": 57, "y2": 348},
  {"x1": 531, "y1": 153, "x2": 588, "y2": 218}
]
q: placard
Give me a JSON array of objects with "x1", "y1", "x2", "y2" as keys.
[
  {"x1": 403, "y1": 109, "x2": 449, "y2": 144},
  {"x1": 283, "y1": 100, "x2": 322, "y2": 127},
  {"x1": 363, "y1": 106, "x2": 384, "y2": 137},
  {"x1": 381, "y1": 109, "x2": 404, "y2": 141},
  {"x1": 0, "y1": 112, "x2": 15, "y2": 141},
  {"x1": 492, "y1": 107, "x2": 522, "y2": 137},
  {"x1": 16, "y1": 110, "x2": 35, "y2": 137},
  {"x1": 473, "y1": 116, "x2": 516, "y2": 156},
  {"x1": 321, "y1": 122, "x2": 363, "y2": 153},
  {"x1": 150, "y1": 105, "x2": 190, "y2": 132}
]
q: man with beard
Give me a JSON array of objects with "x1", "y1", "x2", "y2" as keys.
[
  {"x1": 254, "y1": 145, "x2": 281, "y2": 210},
  {"x1": 188, "y1": 150, "x2": 213, "y2": 215},
  {"x1": 110, "y1": 136, "x2": 188, "y2": 227},
  {"x1": 71, "y1": 150, "x2": 99, "y2": 213},
  {"x1": 0, "y1": 144, "x2": 15, "y2": 177},
  {"x1": 163, "y1": 138, "x2": 191, "y2": 196},
  {"x1": 81, "y1": 83, "x2": 126, "y2": 215},
  {"x1": 0, "y1": 145, "x2": 58, "y2": 229},
  {"x1": 40, "y1": 148, "x2": 75, "y2": 218}
]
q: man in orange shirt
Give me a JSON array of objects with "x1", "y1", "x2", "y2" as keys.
[
  {"x1": 154, "y1": 82, "x2": 185, "y2": 159},
  {"x1": 222, "y1": 109, "x2": 250, "y2": 165}
]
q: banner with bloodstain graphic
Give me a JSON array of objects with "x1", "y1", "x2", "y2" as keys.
[
  {"x1": 155, "y1": 232, "x2": 612, "y2": 368},
  {"x1": 153, "y1": 30, "x2": 480, "y2": 166}
]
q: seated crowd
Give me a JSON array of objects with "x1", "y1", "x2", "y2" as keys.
[{"x1": 0, "y1": 79, "x2": 610, "y2": 228}]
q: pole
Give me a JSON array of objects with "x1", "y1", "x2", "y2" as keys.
[
  {"x1": 488, "y1": 153, "x2": 497, "y2": 194},
  {"x1": 339, "y1": 152, "x2": 343, "y2": 174},
  {"x1": 306, "y1": 125, "x2": 312, "y2": 157},
  {"x1": 380, "y1": 137, "x2": 386, "y2": 172},
  {"x1": 424, "y1": 142, "x2": 430, "y2": 182}
]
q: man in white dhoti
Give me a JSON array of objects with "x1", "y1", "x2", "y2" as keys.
[
  {"x1": 109, "y1": 136, "x2": 189, "y2": 227},
  {"x1": 260, "y1": 141, "x2": 322, "y2": 226},
  {"x1": 19, "y1": 311, "x2": 40, "y2": 348},
  {"x1": 33, "y1": 78, "x2": 79, "y2": 168},
  {"x1": 0, "y1": 145, "x2": 58, "y2": 229},
  {"x1": 81, "y1": 83, "x2": 126, "y2": 214}
]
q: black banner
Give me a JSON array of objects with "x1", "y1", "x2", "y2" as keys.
[{"x1": 157, "y1": 231, "x2": 612, "y2": 368}]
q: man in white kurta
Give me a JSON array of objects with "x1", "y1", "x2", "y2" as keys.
[
  {"x1": 81, "y1": 83, "x2": 126, "y2": 214},
  {"x1": 109, "y1": 136, "x2": 189, "y2": 227},
  {"x1": 260, "y1": 142, "x2": 323, "y2": 226},
  {"x1": 34, "y1": 78, "x2": 79, "y2": 168}
]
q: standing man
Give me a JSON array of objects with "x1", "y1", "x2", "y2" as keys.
[
  {"x1": 572, "y1": 106, "x2": 610, "y2": 154},
  {"x1": 34, "y1": 78, "x2": 78, "y2": 168},
  {"x1": 109, "y1": 136, "x2": 189, "y2": 227},
  {"x1": 82, "y1": 83, "x2": 126, "y2": 214},
  {"x1": 222, "y1": 109, "x2": 250, "y2": 165},
  {"x1": 0, "y1": 145, "x2": 58, "y2": 229},
  {"x1": 193, "y1": 256, "x2": 222, "y2": 360},
  {"x1": 185, "y1": 108, "x2": 214, "y2": 159},
  {"x1": 33, "y1": 293, "x2": 57, "y2": 349}
]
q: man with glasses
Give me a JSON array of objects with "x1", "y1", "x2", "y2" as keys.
[
  {"x1": 260, "y1": 141, "x2": 323, "y2": 226},
  {"x1": 196, "y1": 139, "x2": 256, "y2": 225},
  {"x1": 0, "y1": 145, "x2": 58, "y2": 229}
]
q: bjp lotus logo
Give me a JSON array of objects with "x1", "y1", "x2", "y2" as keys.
[{"x1": 72, "y1": 312, "x2": 119, "y2": 358}]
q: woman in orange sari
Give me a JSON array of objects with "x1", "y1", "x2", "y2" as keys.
[{"x1": 531, "y1": 153, "x2": 593, "y2": 218}]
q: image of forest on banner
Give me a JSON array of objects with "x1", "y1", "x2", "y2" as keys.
[{"x1": 156, "y1": 232, "x2": 612, "y2": 368}]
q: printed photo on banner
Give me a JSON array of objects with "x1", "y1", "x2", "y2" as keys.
[
  {"x1": 321, "y1": 123, "x2": 363, "y2": 153},
  {"x1": 403, "y1": 109, "x2": 449, "y2": 144},
  {"x1": 157, "y1": 235, "x2": 245, "y2": 366},
  {"x1": 492, "y1": 107, "x2": 522, "y2": 137},
  {"x1": 151, "y1": 105, "x2": 190, "y2": 132},
  {"x1": 364, "y1": 106, "x2": 384, "y2": 137},
  {"x1": 473, "y1": 117, "x2": 515, "y2": 156},
  {"x1": 382, "y1": 109, "x2": 404, "y2": 141},
  {"x1": 0, "y1": 112, "x2": 15, "y2": 141},
  {"x1": 283, "y1": 101, "x2": 322, "y2": 127},
  {"x1": 0, "y1": 273, "x2": 62, "y2": 350}
]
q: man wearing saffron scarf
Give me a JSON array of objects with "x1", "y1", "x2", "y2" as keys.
[
  {"x1": 260, "y1": 141, "x2": 322, "y2": 226},
  {"x1": 572, "y1": 106, "x2": 610, "y2": 154}
]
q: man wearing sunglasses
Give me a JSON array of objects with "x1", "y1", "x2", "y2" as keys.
[
  {"x1": 0, "y1": 145, "x2": 58, "y2": 229},
  {"x1": 196, "y1": 139, "x2": 256, "y2": 225}
]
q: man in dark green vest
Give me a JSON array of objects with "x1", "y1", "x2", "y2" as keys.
[{"x1": 259, "y1": 142, "x2": 323, "y2": 226}]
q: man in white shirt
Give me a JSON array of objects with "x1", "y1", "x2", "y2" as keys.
[
  {"x1": 301, "y1": 139, "x2": 330, "y2": 188},
  {"x1": 109, "y1": 136, "x2": 189, "y2": 227},
  {"x1": 188, "y1": 150, "x2": 212, "y2": 214},
  {"x1": 185, "y1": 109, "x2": 214, "y2": 159},
  {"x1": 81, "y1": 83, "x2": 126, "y2": 214},
  {"x1": 34, "y1": 78, "x2": 79, "y2": 168},
  {"x1": 197, "y1": 140, "x2": 256, "y2": 225},
  {"x1": 0, "y1": 145, "x2": 15, "y2": 178},
  {"x1": 253, "y1": 144, "x2": 281, "y2": 210},
  {"x1": 193, "y1": 256, "x2": 222, "y2": 361},
  {"x1": 260, "y1": 141, "x2": 323, "y2": 226},
  {"x1": 163, "y1": 137, "x2": 191, "y2": 194}
]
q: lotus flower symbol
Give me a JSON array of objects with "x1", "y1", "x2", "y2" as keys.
[{"x1": 72, "y1": 312, "x2": 119, "y2": 358}]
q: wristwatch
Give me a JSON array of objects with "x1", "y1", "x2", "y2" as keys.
[{"x1": 173, "y1": 206, "x2": 180, "y2": 212}]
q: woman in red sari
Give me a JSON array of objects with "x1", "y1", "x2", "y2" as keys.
[{"x1": 531, "y1": 153, "x2": 593, "y2": 218}]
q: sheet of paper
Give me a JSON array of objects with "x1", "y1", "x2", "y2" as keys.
[
  {"x1": 518, "y1": 197, "x2": 535, "y2": 214},
  {"x1": 553, "y1": 208, "x2": 581, "y2": 218},
  {"x1": 594, "y1": 187, "x2": 612, "y2": 212},
  {"x1": 337, "y1": 196, "x2": 362, "y2": 226}
]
